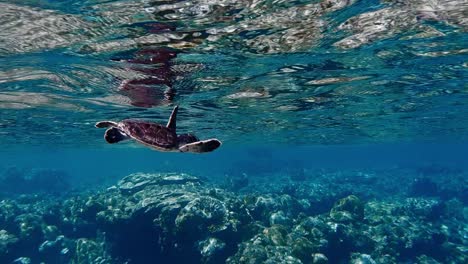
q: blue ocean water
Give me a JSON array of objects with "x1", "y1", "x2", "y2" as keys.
[{"x1": 1, "y1": 0, "x2": 467, "y2": 263}]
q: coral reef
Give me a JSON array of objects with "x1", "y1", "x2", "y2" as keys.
[{"x1": 0, "y1": 170, "x2": 466, "y2": 263}]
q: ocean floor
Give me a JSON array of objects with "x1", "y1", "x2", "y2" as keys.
[{"x1": 0, "y1": 166, "x2": 467, "y2": 264}]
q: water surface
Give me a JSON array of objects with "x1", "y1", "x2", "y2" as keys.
[
  {"x1": 0, "y1": 1, "x2": 467, "y2": 264},
  {"x1": 1, "y1": 0, "x2": 467, "y2": 146}
]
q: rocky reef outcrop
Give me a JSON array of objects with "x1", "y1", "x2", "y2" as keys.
[{"x1": 0, "y1": 171, "x2": 466, "y2": 263}]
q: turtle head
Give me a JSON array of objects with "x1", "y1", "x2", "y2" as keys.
[{"x1": 177, "y1": 133, "x2": 199, "y2": 147}]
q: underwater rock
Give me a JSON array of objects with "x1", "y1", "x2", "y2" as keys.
[
  {"x1": 363, "y1": 199, "x2": 467, "y2": 263},
  {"x1": 264, "y1": 254, "x2": 303, "y2": 264},
  {"x1": 43, "y1": 225, "x2": 59, "y2": 241},
  {"x1": 56, "y1": 197, "x2": 99, "y2": 239},
  {"x1": 198, "y1": 237, "x2": 226, "y2": 264},
  {"x1": 118, "y1": 172, "x2": 201, "y2": 194},
  {"x1": 416, "y1": 254, "x2": 443, "y2": 264},
  {"x1": 0, "y1": 199, "x2": 21, "y2": 231},
  {"x1": 269, "y1": 211, "x2": 291, "y2": 226},
  {"x1": 330, "y1": 195, "x2": 365, "y2": 223},
  {"x1": 12, "y1": 257, "x2": 31, "y2": 264},
  {"x1": 227, "y1": 223, "x2": 306, "y2": 264},
  {"x1": 263, "y1": 225, "x2": 288, "y2": 246},
  {"x1": 244, "y1": 170, "x2": 374, "y2": 216},
  {"x1": 247, "y1": 194, "x2": 304, "y2": 223},
  {"x1": 15, "y1": 214, "x2": 43, "y2": 241},
  {"x1": 227, "y1": 233, "x2": 303, "y2": 264},
  {"x1": 38, "y1": 235, "x2": 74, "y2": 263},
  {"x1": 401, "y1": 198, "x2": 445, "y2": 221},
  {"x1": 324, "y1": 222, "x2": 363, "y2": 262},
  {"x1": 91, "y1": 172, "x2": 248, "y2": 263},
  {"x1": 291, "y1": 237, "x2": 315, "y2": 263},
  {"x1": 0, "y1": 229, "x2": 18, "y2": 256},
  {"x1": 81, "y1": 197, "x2": 106, "y2": 222},
  {"x1": 229, "y1": 214, "x2": 332, "y2": 264},
  {"x1": 73, "y1": 238, "x2": 111, "y2": 264},
  {"x1": 312, "y1": 253, "x2": 329, "y2": 264},
  {"x1": 296, "y1": 217, "x2": 330, "y2": 252},
  {"x1": 226, "y1": 237, "x2": 268, "y2": 264},
  {"x1": 175, "y1": 196, "x2": 228, "y2": 236},
  {"x1": 1, "y1": 169, "x2": 467, "y2": 264},
  {"x1": 350, "y1": 253, "x2": 377, "y2": 264}
]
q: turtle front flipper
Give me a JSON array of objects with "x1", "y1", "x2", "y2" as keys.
[
  {"x1": 104, "y1": 127, "x2": 129, "y2": 144},
  {"x1": 179, "y1": 138, "x2": 221, "y2": 153},
  {"x1": 166, "y1": 105, "x2": 178, "y2": 130}
]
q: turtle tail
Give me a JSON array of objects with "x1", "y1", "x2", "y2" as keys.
[{"x1": 104, "y1": 127, "x2": 129, "y2": 144}]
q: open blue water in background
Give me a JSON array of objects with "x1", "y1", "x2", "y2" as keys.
[
  {"x1": 0, "y1": 0, "x2": 467, "y2": 263},
  {"x1": 1, "y1": 144, "x2": 468, "y2": 187}
]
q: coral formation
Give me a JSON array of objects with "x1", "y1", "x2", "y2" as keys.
[{"x1": 0, "y1": 169, "x2": 466, "y2": 263}]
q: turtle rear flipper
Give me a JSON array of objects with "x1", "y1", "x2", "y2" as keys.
[
  {"x1": 104, "y1": 127, "x2": 129, "y2": 144},
  {"x1": 179, "y1": 139, "x2": 221, "y2": 153}
]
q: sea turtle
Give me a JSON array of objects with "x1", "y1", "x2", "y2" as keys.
[{"x1": 95, "y1": 105, "x2": 221, "y2": 153}]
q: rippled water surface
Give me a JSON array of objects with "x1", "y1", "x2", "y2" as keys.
[
  {"x1": 1, "y1": 0, "x2": 467, "y2": 146},
  {"x1": 1, "y1": 2, "x2": 468, "y2": 264}
]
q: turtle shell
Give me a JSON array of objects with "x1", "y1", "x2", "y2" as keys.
[{"x1": 120, "y1": 119, "x2": 177, "y2": 150}]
